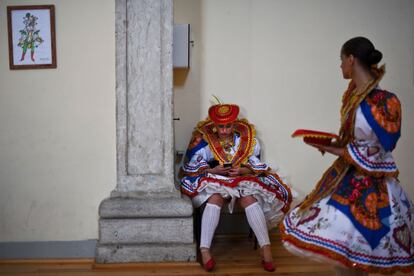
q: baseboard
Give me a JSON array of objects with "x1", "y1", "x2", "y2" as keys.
[{"x1": 0, "y1": 239, "x2": 96, "y2": 259}]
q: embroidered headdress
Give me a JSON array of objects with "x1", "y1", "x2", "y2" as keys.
[{"x1": 208, "y1": 104, "x2": 240, "y2": 124}]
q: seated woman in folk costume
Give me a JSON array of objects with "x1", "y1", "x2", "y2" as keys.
[
  {"x1": 280, "y1": 37, "x2": 414, "y2": 275},
  {"x1": 179, "y1": 103, "x2": 293, "y2": 272}
]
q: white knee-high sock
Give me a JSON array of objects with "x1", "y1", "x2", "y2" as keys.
[
  {"x1": 245, "y1": 202, "x2": 270, "y2": 247},
  {"x1": 200, "y1": 203, "x2": 221, "y2": 249}
]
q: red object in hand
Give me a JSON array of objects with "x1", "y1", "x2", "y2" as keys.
[{"x1": 292, "y1": 129, "x2": 339, "y2": 146}]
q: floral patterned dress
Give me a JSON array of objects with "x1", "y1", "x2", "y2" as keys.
[
  {"x1": 280, "y1": 81, "x2": 414, "y2": 274},
  {"x1": 180, "y1": 118, "x2": 293, "y2": 228}
]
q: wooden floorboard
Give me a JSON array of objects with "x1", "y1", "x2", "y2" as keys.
[{"x1": 0, "y1": 233, "x2": 413, "y2": 276}]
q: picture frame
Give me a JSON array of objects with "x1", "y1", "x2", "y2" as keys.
[{"x1": 7, "y1": 5, "x2": 57, "y2": 70}]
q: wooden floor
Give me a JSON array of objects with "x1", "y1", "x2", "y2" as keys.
[{"x1": 0, "y1": 233, "x2": 413, "y2": 276}]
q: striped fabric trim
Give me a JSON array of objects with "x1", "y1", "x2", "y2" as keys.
[
  {"x1": 180, "y1": 178, "x2": 199, "y2": 196},
  {"x1": 266, "y1": 174, "x2": 290, "y2": 202},
  {"x1": 183, "y1": 161, "x2": 209, "y2": 173},
  {"x1": 347, "y1": 142, "x2": 397, "y2": 172},
  {"x1": 248, "y1": 161, "x2": 268, "y2": 171},
  {"x1": 282, "y1": 216, "x2": 414, "y2": 266},
  {"x1": 197, "y1": 176, "x2": 291, "y2": 211}
]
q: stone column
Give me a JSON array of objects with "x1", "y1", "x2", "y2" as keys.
[{"x1": 95, "y1": 0, "x2": 196, "y2": 263}]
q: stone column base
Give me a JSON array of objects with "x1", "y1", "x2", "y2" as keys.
[
  {"x1": 95, "y1": 196, "x2": 197, "y2": 263},
  {"x1": 96, "y1": 243, "x2": 196, "y2": 263}
]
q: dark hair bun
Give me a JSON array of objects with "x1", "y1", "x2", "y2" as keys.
[
  {"x1": 342, "y1": 37, "x2": 383, "y2": 69},
  {"x1": 368, "y1": 49, "x2": 382, "y2": 65}
]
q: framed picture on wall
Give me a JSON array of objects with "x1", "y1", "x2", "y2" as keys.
[{"x1": 7, "y1": 5, "x2": 57, "y2": 70}]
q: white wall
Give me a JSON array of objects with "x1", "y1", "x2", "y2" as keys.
[
  {"x1": 174, "y1": 0, "x2": 414, "y2": 198},
  {"x1": 0, "y1": 0, "x2": 115, "y2": 241},
  {"x1": 173, "y1": 0, "x2": 202, "y2": 153}
]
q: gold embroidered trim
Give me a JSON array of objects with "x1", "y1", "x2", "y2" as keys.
[
  {"x1": 339, "y1": 65, "x2": 385, "y2": 147},
  {"x1": 298, "y1": 158, "x2": 349, "y2": 211},
  {"x1": 196, "y1": 118, "x2": 256, "y2": 166}
]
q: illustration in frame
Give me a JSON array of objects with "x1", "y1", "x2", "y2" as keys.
[{"x1": 7, "y1": 5, "x2": 57, "y2": 69}]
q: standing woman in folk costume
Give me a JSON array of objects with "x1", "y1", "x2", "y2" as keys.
[
  {"x1": 179, "y1": 103, "x2": 293, "y2": 272},
  {"x1": 280, "y1": 37, "x2": 414, "y2": 275}
]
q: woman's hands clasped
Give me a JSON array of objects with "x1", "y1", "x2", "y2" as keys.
[
  {"x1": 206, "y1": 165, "x2": 231, "y2": 176},
  {"x1": 206, "y1": 165, "x2": 252, "y2": 177}
]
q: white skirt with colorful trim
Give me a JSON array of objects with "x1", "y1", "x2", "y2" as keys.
[
  {"x1": 187, "y1": 172, "x2": 294, "y2": 229},
  {"x1": 280, "y1": 177, "x2": 414, "y2": 274}
]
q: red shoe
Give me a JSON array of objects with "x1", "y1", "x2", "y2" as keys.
[
  {"x1": 203, "y1": 258, "x2": 216, "y2": 272},
  {"x1": 262, "y1": 260, "x2": 276, "y2": 272}
]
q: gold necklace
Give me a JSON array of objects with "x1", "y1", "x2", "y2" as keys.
[
  {"x1": 341, "y1": 79, "x2": 374, "y2": 124},
  {"x1": 219, "y1": 137, "x2": 234, "y2": 153},
  {"x1": 339, "y1": 78, "x2": 379, "y2": 147}
]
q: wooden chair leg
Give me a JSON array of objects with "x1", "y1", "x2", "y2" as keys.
[
  {"x1": 194, "y1": 207, "x2": 201, "y2": 248},
  {"x1": 248, "y1": 227, "x2": 258, "y2": 250},
  {"x1": 193, "y1": 203, "x2": 207, "y2": 255}
]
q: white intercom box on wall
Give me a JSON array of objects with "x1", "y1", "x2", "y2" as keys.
[{"x1": 173, "y1": 24, "x2": 190, "y2": 68}]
